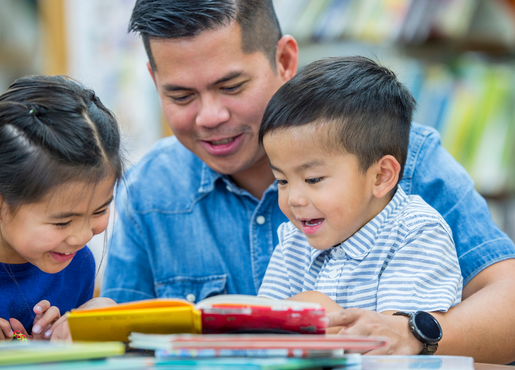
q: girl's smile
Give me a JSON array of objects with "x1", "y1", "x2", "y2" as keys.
[{"x1": 0, "y1": 177, "x2": 115, "y2": 273}]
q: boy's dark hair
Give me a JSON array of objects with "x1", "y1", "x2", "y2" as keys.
[
  {"x1": 259, "y1": 56, "x2": 416, "y2": 181},
  {"x1": 0, "y1": 75, "x2": 123, "y2": 210},
  {"x1": 128, "y1": 0, "x2": 282, "y2": 71}
]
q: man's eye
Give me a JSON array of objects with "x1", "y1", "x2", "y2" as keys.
[
  {"x1": 53, "y1": 221, "x2": 71, "y2": 228},
  {"x1": 170, "y1": 94, "x2": 194, "y2": 104},
  {"x1": 222, "y1": 83, "x2": 243, "y2": 93},
  {"x1": 306, "y1": 177, "x2": 323, "y2": 184},
  {"x1": 277, "y1": 179, "x2": 288, "y2": 185}
]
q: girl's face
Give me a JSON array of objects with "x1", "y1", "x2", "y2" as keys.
[{"x1": 0, "y1": 176, "x2": 115, "y2": 273}]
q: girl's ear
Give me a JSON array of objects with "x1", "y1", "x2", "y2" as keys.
[{"x1": 372, "y1": 155, "x2": 401, "y2": 198}]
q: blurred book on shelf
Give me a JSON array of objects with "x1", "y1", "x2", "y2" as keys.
[
  {"x1": 273, "y1": 0, "x2": 515, "y2": 199},
  {"x1": 274, "y1": 0, "x2": 515, "y2": 49}
]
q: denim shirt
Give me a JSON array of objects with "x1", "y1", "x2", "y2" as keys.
[{"x1": 101, "y1": 123, "x2": 515, "y2": 303}]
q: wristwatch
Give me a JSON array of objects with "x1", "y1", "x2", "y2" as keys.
[{"x1": 393, "y1": 311, "x2": 442, "y2": 355}]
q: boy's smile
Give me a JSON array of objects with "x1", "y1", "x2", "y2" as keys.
[{"x1": 263, "y1": 125, "x2": 389, "y2": 250}]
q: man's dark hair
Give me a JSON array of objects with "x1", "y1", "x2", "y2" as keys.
[
  {"x1": 259, "y1": 56, "x2": 417, "y2": 182},
  {"x1": 128, "y1": 0, "x2": 282, "y2": 71}
]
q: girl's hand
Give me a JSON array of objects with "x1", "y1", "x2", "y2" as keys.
[
  {"x1": 0, "y1": 318, "x2": 13, "y2": 341},
  {"x1": 9, "y1": 300, "x2": 61, "y2": 340},
  {"x1": 31, "y1": 300, "x2": 61, "y2": 339},
  {"x1": 50, "y1": 297, "x2": 117, "y2": 342}
]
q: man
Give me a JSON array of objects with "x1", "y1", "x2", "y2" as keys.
[{"x1": 102, "y1": 0, "x2": 515, "y2": 363}]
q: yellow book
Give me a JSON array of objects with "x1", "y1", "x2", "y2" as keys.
[
  {"x1": 67, "y1": 298, "x2": 202, "y2": 342},
  {"x1": 67, "y1": 295, "x2": 325, "y2": 342}
]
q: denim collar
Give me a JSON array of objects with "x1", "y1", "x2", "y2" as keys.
[
  {"x1": 197, "y1": 162, "x2": 278, "y2": 199},
  {"x1": 309, "y1": 187, "x2": 409, "y2": 264}
]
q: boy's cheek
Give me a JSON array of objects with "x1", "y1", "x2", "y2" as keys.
[{"x1": 278, "y1": 197, "x2": 296, "y2": 225}]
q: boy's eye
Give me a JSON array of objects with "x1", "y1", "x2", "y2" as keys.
[
  {"x1": 306, "y1": 177, "x2": 323, "y2": 184},
  {"x1": 277, "y1": 179, "x2": 288, "y2": 186}
]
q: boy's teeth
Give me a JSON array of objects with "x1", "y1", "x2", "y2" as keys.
[
  {"x1": 305, "y1": 219, "x2": 322, "y2": 226},
  {"x1": 211, "y1": 138, "x2": 234, "y2": 145}
]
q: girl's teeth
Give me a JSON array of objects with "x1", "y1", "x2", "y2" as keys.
[
  {"x1": 211, "y1": 138, "x2": 234, "y2": 145},
  {"x1": 305, "y1": 220, "x2": 322, "y2": 226}
]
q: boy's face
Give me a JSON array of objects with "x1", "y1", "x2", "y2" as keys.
[{"x1": 263, "y1": 125, "x2": 381, "y2": 250}]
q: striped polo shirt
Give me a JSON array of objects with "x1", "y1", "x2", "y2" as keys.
[{"x1": 258, "y1": 187, "x2": 463, "y2": 312}]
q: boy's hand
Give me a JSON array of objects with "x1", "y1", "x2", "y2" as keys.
[{"x1": 0, "y1": 318, "x2": 13, "y2": 341}]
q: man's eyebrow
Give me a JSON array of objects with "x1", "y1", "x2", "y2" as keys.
[
  {"x1": 162, "y1": 70, "x2": 245, "y2": 92},
  {"x1": 49, "y1": 196, "x2": 114, "y2": 219}
]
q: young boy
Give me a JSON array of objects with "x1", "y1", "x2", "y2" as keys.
[{"x1": 257, "y1": 56, "x2": 462, "y2": 314}]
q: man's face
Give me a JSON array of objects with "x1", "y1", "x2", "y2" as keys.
[{"x1": 149, "y1": 22, "x2": 287, "y2": 175}]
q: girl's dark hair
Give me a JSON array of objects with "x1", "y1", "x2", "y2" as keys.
[{"x1": 0, "y1": 75, "x2": 123, "y2": 209}]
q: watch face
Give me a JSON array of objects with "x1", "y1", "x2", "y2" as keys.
[{"x1": 414, "y1": 312, "x2": 442, "y2": 342}]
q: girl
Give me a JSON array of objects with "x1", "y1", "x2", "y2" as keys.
[{"x1": 0, "y1": 75, "x2": 123, "y2": 341}]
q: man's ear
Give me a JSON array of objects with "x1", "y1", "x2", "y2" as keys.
[
  {"x1": 275, "y1": 35, "x2": 298, "y2": 82},
  {"x1": 147, "y1": 61, "x2": 157, "y2": 87},
  {"x1": 372, "y1": 155, "x2": 401, "y2": 198}
]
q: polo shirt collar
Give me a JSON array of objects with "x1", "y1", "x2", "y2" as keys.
[{"x1": 309, "y1": 187, "x2": 408, "y2": 263}]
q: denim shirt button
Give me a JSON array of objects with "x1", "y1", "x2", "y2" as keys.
[
  {"x1": 186, "y1": 294, "x2": 196, "y2": 303},
  {"x1": 256, "y1": 215, "x2": 266, "y2": 225}
]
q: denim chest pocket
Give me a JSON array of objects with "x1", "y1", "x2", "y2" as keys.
[{"x1": 155, "y1": 274, "x2": 227, "y2": 303}]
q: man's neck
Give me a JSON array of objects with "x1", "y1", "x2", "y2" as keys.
[{"x1": 230, "y1": 157, "x2": 276, "y2": 200}]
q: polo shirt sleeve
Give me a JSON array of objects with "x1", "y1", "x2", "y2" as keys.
[
  {"x1": 402, "y1": 123, "x2": 515, "y2": 286},
  {"x1": 376, "y1": 221, "x2": 462, "y2": 313}
]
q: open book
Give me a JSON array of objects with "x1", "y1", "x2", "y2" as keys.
[{"x1": 67, "y1": 295, "x2": 326, "y2": 342}]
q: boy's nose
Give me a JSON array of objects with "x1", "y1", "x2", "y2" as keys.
[{"x1": 287, "y1": 189, "x2": 309, "y2": 207}]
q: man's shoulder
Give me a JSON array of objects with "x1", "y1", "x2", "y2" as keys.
[{"x1": 119, "y1": 136, "x2": 204, "y2": 210}]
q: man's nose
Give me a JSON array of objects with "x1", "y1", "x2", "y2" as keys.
[{"x1": 195, "y1": 95, "x2": 230, "y2": 128}]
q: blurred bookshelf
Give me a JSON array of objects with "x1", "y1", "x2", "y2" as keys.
[{"x1": 274, "y1": 0, "x2": 515, "y2": 239}]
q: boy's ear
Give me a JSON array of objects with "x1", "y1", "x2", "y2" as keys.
[
  {"x1": 372, "y1": 155, "x2": 401, "y2": 198},
  {"x1": 275, "y1": 35, "x2": 298, "y2": 82}
]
